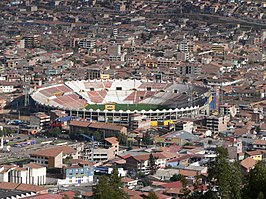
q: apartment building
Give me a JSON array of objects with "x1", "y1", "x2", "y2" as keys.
[
  {"x1": 22, "y1": 35, "x2": 39, "y2": 48},
  {"x1": 30, "y1": 146, "x2": 77, "y2": 168},
  {"x1": 176, "y1": 63, "x2": 201, "y2": 76},
  {"x1": 82, "y1": 137, "x2": 119, "y2": 162},
  {"x1": 206, "y1": 116, "x2": 229, "y2": 133},
  {"x1": 58, "y1": 160, "x2": 94, "y2": 185},
  {"x1": 125, "y1": 153, "x2": 173, "y2": 176},
  {"x1": 30, "y1": 112, "x2": 50, "y2": 130}
]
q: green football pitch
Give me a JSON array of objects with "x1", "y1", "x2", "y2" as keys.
[{"x1": 85, "y1": 103, "x2": 168, "y2": 111}]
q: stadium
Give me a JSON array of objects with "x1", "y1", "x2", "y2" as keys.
[{"x1": 31, "y1": 79, "x2": 211, "y2": 127}]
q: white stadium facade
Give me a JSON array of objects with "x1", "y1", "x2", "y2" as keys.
[{"x1": 31, "y1": 79, "x2": 211, "y2": 128}]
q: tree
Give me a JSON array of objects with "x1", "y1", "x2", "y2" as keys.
[
  {"x1": 208, "y1": 147, "x2": 242, "y2": 199},
  {"x1": 93, "y1": 131, "x2": 101, "y2": 141},
  {"x1": 62, "y1": 195, "x2": 70, "y2": 199},
  {"x1": 110, "y1": 167, "x2": 122, "y2": 189},
  {"x1": 180, "y1": 175, "x2": 191, "y2": 199},
  {"x1": 117, "y1": 133, "x2": 128, "y2": 146},
  {"x1": 74, "y1": 191, "x2": 81, "y2": 199},
  {"x1": 46, "y1": 127, "x2": 61, "y2": 137},
  {"x1": 142, "y1": 131, "x2": 153, "y2": 145},
  {"x1": 149, "y1": 153, "x2": 157, "y2": 175},
  {"x1": 257, "y1": 192, "x2": 264, "y2": 199},
  {"x1": 242, "y1": 161, "x2": 266, "y2": 199},
  {"x1": 146, "y1": 192, "x2": 158, "y2": 199},
  {"x1": 0, "y1": 129, "x2": 3, "y2": 137},
  {"x1": 93, "y1": 167, "x2": 129, "y2": 199},
  {"x1": 170, "y1": 174, "x2": 183, "y2": 182},
  {"x1": 229, "y1": 162, "x2": 242, "y2": 199},
  {"x1": 93, "y1": 175, "x2": 112, "y2": 199}
]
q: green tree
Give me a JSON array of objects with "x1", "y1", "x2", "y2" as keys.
[
  {"x1": 93, "y1": 175, "x2": 112, "y2": 199},
  {"x1": 93, "y1": 131, "x2": 101, "y2": 141},
  {"x1": 229, "y1": 162, "x2": 242, "y2": 199},
  {"x1": 170, "y1": 174, "x2": 183, "y2": 182},
  {"x1": 200, "y1": 190, "x2": 219, "y2": 199},
  {"x1": 110, "y1": 167, "x2": 122, "y2": 188},
  {"x1": 146, "y1": 192, "x2": 158, "y2": 199},
  {"x1": 180, "y1": 175, "x2": 191, "y2": 199},
  {"x1": 208, "y1": 147, "x2": 242, "y2": 199},
  {"x1": 142, "y1": 131, "x2": 153, "y2": 145},
  {"x1": 74, "y1": 191, "x2": 81, "y2": 199},
  {"x1": 62, "y1": 195, "x2": 70, "y2": 199},
  {"x1": 257, "y1": 192, "x2": 264, "y2": 199},
  {"x1": 242, "y1": 161, "x2": 266, "y2": 199},
  {"x1": 93, "y1": 167, "x2": 129, "y2": 199},
  {"x1": 149, "y1": 153, "x2": 157, "y2": 175},
  {"x1": 117, "y1": 133, "x2": 128, "y2": 146},
  {"x1": 0, "y1": 130, "x2": 3, "y2": 137}
]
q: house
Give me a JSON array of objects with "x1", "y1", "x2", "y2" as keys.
[
  {"x1": 0, "y1": 81, "x2": 18, "y2": 93},
  {"x1": 51, "y1": 116, "x2": 73, "y2": 127},
  {"x1": 245, "y1": 150, "x2": 263, "y2": 161},
  {"x1": 121, "y1": 177, "x2": 138, "y2": 189},
  {"x1": 58, "y1": 159, "x2": 94, "y2": 185},
  {"x1": 124, "y1": 152, "x2": 171, "y2": 176},
  {"x1": 252, "y1": 140, "x2": 266, "y2": 150},
  {"x1": 240, "y1": 157, "x2": 257, "y2": 174},
  {"x1": 152, "y1": 169, "x2": 180, "y2": 181},
  {"x1": 155, "y1": 130, "x2": 199, "y2": 146},
  {"x1": 0, "y1": 163, "x2": 46, "y2": 185},
  {"x1": 0, "y1": 97, "x2": 6, "y2": 113},
  {"x1": 104, "y1": 137, "x2": 119, "y2": 156},
  {"x1": 30, "y1": 146, "x2": 77, "y2": 168},
  {"x1": 166, "y1": 154, "x2": 192, "y2": 168}
]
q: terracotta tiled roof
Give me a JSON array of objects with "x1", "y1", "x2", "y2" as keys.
[
  {"x1": 26, "y1": 194, "x2": 62, "y2": 199},
  {"x1": 104, "y1": 137, "x2": 119, "y2": 145},
  {"x1": 69, "y1": 120, "x2": 90, "y2": 127},
  {"x1": 82, "y1": 192, "x2": 93, "y2": 197},
  {"x1": 30, "y1": 146, "x2": 75, "y2": 157},
  {"x1": 69, "y1": 159, "x2": 94, "y2": 166},
  {"x1": 0, "y1": 182, "x2": 47, "y2": 193},
  {"x1": 241, "y1": 157, "x2": 257, "y2": 170},
  {"x1": 121, "y1": 177, "x2": 136, "y2": 183},
  {"x1": 24, "y1": 163, "x2": 45, "y2": 169},
  {"x1": 17, "y1": 183, "x2": 47, "y2": 193},
  {"x1": 253, "y1": 140, "x2": 266, "y2": 145},
  {"x1": 131, "y1": 153, "x2": 167, "y2": 162},
  {"x1": 246, "y1": 150, "x2": 263, "y2": 156},
  {"x1": 59, "y1": 191, "x2": 75, "y2": 198},
  {"x1": 0, "y1": 182, "x2": 19, "y2": 190},
  {"x1": 123, "y1": 188, "x2": 142, "y2": 199},
  {"x1": 179, "y1": 169, "x2": 198, "y2": 177},
  {"x1": 160, "y1": 181, "x2": 182, "y2": 189}
]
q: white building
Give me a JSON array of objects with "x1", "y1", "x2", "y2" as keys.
[
  {"x1": 0, "y1": 163, "x2": 46, "y2": 185},
  {"x1": 0, "y1": 83, "x2": 16, "y2": 93}
]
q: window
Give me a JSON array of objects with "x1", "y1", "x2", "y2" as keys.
[
  {"x1": 90, "y1": 88, "x2": 94, "y2": 91},
  {"x1": 147, "y1": 87, "x2": 151, "y2": 91},
  {"x1": 116, "y1": 87, "x2": 122, "y2": 90}
]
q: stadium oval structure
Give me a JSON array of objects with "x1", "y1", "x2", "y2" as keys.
[{"x1": 31, "y1": 79, "x2": 211, "y2": 127}]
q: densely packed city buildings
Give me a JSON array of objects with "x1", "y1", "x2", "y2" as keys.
[{"x1": 0, "y1": 0, "x2": 266, "y2": 198}]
